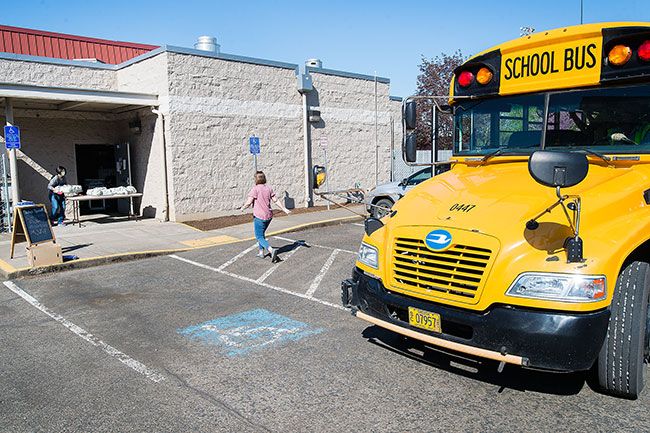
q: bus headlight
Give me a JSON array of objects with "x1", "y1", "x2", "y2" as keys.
[
  {"x1": 358, "y1": 242, "x2": 379, "y2": 269},
  {"x1": 506, "y1": 273, "x2": 606, "y2": 302}
]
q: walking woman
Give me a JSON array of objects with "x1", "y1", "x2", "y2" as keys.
[
  {"x1": 240, "y1": 171, "x2": 291, "y2": 262},
  {"x1": 48, "y1": 166, "x2": 68, "y2": 226}
]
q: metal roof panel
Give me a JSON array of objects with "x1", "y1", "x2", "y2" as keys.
[{"x1": 0, "y1": 24, "x2": 158, "y2": 64}]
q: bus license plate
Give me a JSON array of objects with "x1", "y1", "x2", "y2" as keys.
[{"x1": 408, "y1": 307, "x2": 441, "y2": 333}]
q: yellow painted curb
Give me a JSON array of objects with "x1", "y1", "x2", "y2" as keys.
[
  {"x1": 0, "y1": 258, "x2": 18, "y2": 273},
  {"x1": 181, "y1": 235, "x2": 240, "y2": 248}
]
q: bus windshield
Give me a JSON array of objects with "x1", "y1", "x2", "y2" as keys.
[{"x1": 454, "y1": 84, "x2": 650, "y2": 155}]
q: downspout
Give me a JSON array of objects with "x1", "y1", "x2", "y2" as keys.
[
  {"x1": 151, "y1": 108, "x2": 170, "y2": 222},
  {"x1": 302, "y1": 91, "x2": 313, "y2": 207},
  {"x1": 297, "y1": 65, "x2": 314, "y2": 208}
]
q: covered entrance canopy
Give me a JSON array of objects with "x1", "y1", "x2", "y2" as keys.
[
  {"x1": 0, "y1": 82, "x2": 158, "y2": 114},
  {"x1": 1, "y1": 83, "x2": 159, "y2": 205}
]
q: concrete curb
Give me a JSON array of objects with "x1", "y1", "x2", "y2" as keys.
[{"x1": 2, "y1": 214, "x2": 363, "y2": 279}]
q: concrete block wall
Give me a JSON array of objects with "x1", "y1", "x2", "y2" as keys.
[
  {"x1": 117, "y1": 55, "x2": 171, "y2": 220},
  {"x1": 165, "y1": 52, "x2": 304, "y2": 221},
  {"x1": 0, "y1": 58, "x2": 116, "y2": 90},
  {"x1": 308, "y1": 72, "x2": 393, "y2": 195},
  {"x1": 163, "y1": 52, "x2": 396, "y2": 221}
]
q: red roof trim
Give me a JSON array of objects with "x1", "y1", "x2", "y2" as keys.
[{"x1": 0, "y1": 24, "x2": 158, "y2": 50}]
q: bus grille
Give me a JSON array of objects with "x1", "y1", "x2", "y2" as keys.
[{"x1": 391, "y1": 237, "x2": 492, "y2": 303}]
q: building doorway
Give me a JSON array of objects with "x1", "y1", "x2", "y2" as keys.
[{"x1": 75, "y1": 143, "x2": 131, "y2": 215}]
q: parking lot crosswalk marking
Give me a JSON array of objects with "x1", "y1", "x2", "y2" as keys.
[
  {"x1": 169, "y1": 255, "x2": 347, "y2": 311},
  {"x1": 306, "y1": 249, "x2": 340, "y2": 297},
  {"x1": 256, "y1": 246, "x2": 301, "y2": 283},
  {"x1": 217, "y1": 244, "x2": 258, "y2": 271},
  {"x1": 272, "y1": 236, "x2": 356, "y2": 255},
  {"x1": 2, "y1": 281, "x2": 166, "y2": 383}
]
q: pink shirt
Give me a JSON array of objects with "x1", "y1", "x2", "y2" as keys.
[{"x1": 248, "y1": 184, "x2": 275, "y2": 220}]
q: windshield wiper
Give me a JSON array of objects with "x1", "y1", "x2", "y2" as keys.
[
  {"x1": 566, "y1": 147, "x2": 611, "y2": 162},
  {"x1": 480, "y1": 148, "x2": 530, "y2": 162},
  {"x1": 480, "y1": 148, "x2": 505, "y2": 162}
]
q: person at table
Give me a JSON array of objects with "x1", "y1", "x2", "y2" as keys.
[{"x1": 48, "y1": 166, "x2": 67, "y2": 226}]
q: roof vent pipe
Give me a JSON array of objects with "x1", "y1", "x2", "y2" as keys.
[
  {"x1": 305, "y1": 58, "x2": 322, "y2": 68},
  {"x1": 194, "y1": 36, "x2": 220, "y2": 53}
]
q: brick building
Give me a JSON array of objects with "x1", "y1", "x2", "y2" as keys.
[{"x1": 0, "y1": 25, "x2": 402, "y2": 222}]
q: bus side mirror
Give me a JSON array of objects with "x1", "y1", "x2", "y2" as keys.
[
  {"x1": 527, "y1": 150, "x2": 588, "y2": 263},
  {"x1": 528, "y1": 151, "x2": 588, "y2": 188},
  {"x1": 404, "y1": 100, "x2": 417, "y2": 131},
  {"x1": 403, "y1": 133, "x2": 417, "y2": 163}
]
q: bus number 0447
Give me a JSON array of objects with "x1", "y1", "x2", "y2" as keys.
[{"x1": 449, "y1": 203, "x2": 476, "y2": 212}]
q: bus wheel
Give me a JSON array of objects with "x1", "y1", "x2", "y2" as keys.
[{"x1": 597, "y1": 261, "x2": 650, "y2": 399}]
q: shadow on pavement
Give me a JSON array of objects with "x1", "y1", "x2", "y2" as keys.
[
  {"x1": 62, "y1": 243, "x2": 93, "y2": 253},
  {"x1": 276, "y1": 240, "x2": 311, "y2": 254},
  {"x1": 362, "y1": 325, "x2": 590, "y2": 396}
]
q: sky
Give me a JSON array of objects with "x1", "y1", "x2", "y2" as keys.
[{"x1": 3, "y1": 0, "x2": 650, "y2": 97}]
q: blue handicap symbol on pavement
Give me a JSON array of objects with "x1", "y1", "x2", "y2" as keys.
[{"x1": 177, "y1": 308, "x2": 322, "y2": 356}]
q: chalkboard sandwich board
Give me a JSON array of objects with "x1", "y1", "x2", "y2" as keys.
[{"x1": 10, "y1": 204, "x2": 61, "y2": 266}]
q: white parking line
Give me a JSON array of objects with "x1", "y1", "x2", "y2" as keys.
[
  {"x1": 3, "y1": 281, "x2": 165, "y2": 383},
  {"x1": 257, "y1": 246, "x2": 302, "y2": 283},
  {"x1": 273, "y1": 236, "x2": 356, "y2": 255},
  {"x1": 169, "y1": 255, "x2": 347, "y2": 311},
  {"x1": 352, "y1": 223, "x2": 364, "y2": 227},
  {"x1": 217, "y1": 244, "x2": 258, "y2": 271},
  {"x1": 306, "y1": 249, "x2": 340, "y2": 297}
]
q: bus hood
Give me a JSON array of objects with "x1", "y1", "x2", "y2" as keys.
[{"x1": 390, "y1": 159, "x2": 648, "y2": 244}]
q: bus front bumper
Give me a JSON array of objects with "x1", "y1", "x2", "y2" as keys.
[{"x1": 342, "y1": 267, "x2": 610, "y2": 372}]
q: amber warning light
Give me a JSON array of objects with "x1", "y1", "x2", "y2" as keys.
[
  {"x1": 608, "y1": 44, "x2": 632, "y2": 66},
  {"x1": 476, "y1": 67, "x2": 493, "y2": 85}
]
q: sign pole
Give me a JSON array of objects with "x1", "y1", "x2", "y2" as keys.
[
  {"x1": 324, "y1": 147, "x2": 330, "y2": 210},
  {"x1": 254, "y1": 154, "x2": 258, "y2": 172},
  {"x1": 4, "y1": 98, "x2": 19, "y2": 205},
  {"x1": 318, "y1": 137, "x2": 331, "y2": 210}
]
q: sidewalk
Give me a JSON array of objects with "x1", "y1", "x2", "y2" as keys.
[{"x1": 0, "y1": 206, "x2": 363, "y2": 278}]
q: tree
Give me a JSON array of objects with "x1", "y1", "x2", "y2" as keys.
[{"x1": 415, "y1": 50, "x2": 466, "y2": 151}]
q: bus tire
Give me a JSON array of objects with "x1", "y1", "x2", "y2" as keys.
[{"x1": 597, "y1": 261, "x2": 650, "y2": 399}]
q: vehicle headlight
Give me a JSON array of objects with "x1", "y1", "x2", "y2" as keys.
[
  {"x1": 506, "y1": 273, "x2": 606, "y2": 302},
  {"x1": 358, "y1": 242, "x2": 379, "y2": 269}
]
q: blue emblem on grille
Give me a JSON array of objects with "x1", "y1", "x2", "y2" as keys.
[{"x1": 425, "y1": 229, "x2": 452, "y2": 250}]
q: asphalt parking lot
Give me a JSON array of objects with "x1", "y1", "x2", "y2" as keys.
[{"x1": 1, "y1": 222, "x2": 649, "y2": 432}]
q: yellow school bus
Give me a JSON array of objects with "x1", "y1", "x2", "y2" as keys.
[{"x1": 342, "y1": 22, "x2": 650, "y2": 399}]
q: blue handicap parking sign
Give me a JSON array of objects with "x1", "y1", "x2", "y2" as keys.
[
  {"x1": 4, "y1": 125, "x2": 20, "y2": 149},
  {"x1": 249, "y1": 136, "x2": 260, "y2": 155}
]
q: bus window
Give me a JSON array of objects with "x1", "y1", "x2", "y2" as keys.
[
  {"x1": 545, "y1": 84, "x2": 650, "y2": 151},
  {"x1": 454, "y1": 94, "x2": 544, "y2": 155}
]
